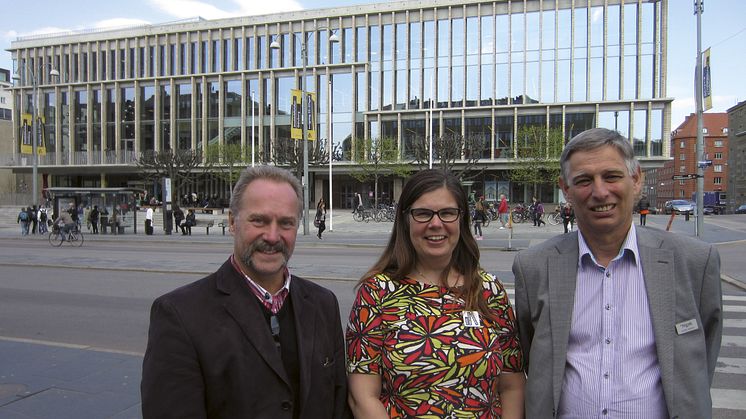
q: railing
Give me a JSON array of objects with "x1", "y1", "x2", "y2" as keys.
[{"x1": 0, "y1": 151, "x2": 139, "y2": 167}]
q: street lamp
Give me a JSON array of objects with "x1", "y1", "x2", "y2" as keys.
[
  {"x1": 271, "y1": 27, "x2": 339, "y2": 235},
  {"x1": 13, "y1": 64, "x2": 59, "y2": 207}
]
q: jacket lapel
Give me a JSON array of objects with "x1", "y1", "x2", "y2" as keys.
[
  {"x1": 216, "y1": 260, "x2": 290, "y2": 385},
  {"x1": 291, "y1": 277, "x2": 317, "y2": 411},
  {"x1": 637, "y1": 230, "x2": 675, "y2": 410},
  {"x1": 549, "y1": 233, "x2": 580, "y2": 410}
]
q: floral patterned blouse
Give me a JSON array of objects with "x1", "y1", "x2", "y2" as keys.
[{"x1": 346, "y1": 271, "x2": 523, "y2": 418}]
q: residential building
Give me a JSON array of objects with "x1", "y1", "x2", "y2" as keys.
[{"x1": 5, "y1": 0, "x2": 672, "y2": 208}]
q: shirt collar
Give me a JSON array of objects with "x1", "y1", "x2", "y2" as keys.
[
  {"x1": 577, "y1": 223, "x2": 640, "y2": 269},
  {"x1": 229, "y1": 254, "x2": 292, "y2": 298}
]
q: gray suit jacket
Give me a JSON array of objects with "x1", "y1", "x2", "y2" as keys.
[{"x1": 512, "y1": 227, "x2": 722, "y2": 419}]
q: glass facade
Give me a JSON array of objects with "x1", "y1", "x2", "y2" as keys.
[{"x1": 10, "y1": 0, "x2": 671, "y2": 199}]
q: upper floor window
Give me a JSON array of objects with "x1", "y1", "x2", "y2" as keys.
[
  {"x1": 723, "y1": 127, "x2": 729, "y2": 134},
  {"x1": 680, "y1": 141, "x2": 685, "y2": 148},
  {"x1": 679, "y1": 153, "x2": 685, "y2": 160},
  {"x1": 714, "y1": 177, "x2": 722, "y2": 185},
  {"x1": 702, "y1": 127, "x2": 708, "y2": 134},
  {"x1": 714, "y1": 152, "x2": 722, "y2": 159},
  {"x1": 714, "y1": 164, "x2": 723, "y2": 172},
  {"x1": 714, "y1": 140, "x2": 723, "y2": 147}
]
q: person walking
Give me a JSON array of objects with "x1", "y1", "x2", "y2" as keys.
[
  {"x1": 142, "y1": 165, "x2": 350, "y2": 418},
  {"x1": 38, "y1": 207, "x2": 48, "y2": 234},
  {"x1": 145, "y1": 206, "x2": 154, "y2": 235},
  {"x1": 638, "y1": 194, "x2": 651, "y2": 226},
  {"x1": 173, "y1": 205, "x2": 185, "y2": 235},
  {"x1": 561, "y1": 202, "x2": 575, "y2": 233},
  {"x1": 498, "y1": 193, "x2": 509, "y2": 229},
  {"x1": 183, "y1": 209, "x2": 195, "y2": 235},
  {"x1": 17, "y1": 207, "x2": 30, "y2": 236},
  {"x1": 512, "y1": 127, "x2": 722, "y2": 418},
  {"x1": 30, "y1": 205, "x2": 38, "y2": 234},
  {"x1": 315, "y1": 198, "x2": 327, "y2": 239},
  {"x1": 531, "y1": 197, "x2": 545, "y2": 227},
  {"x1": 89, "y1": 205, "x2": 100, "y2": 234},
  {"x1": 473, "y1": 195, "x2": 485, "y2": 239}
]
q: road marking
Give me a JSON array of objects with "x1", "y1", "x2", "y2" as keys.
[
  {"x1": 725, "y1": 305, "x2": 746, "y2": 313},
  {"x1": 0, "y1": 335, "x2": 144, "y2": 357},
  {"x1": 725, "y1": 319, "x2": 746, "y2": 328},
  {"x1": 716, "y1": 357, "x2": 746, "y2": 375},
  {"x1": 724, "y1": 295, "x2": 746, "y2": 302},
  {"x1": 712, "y1": 389, "x2": 746, "y2": 410},
  {"x1": 721, "y1": 335, "x2": 746, "y2": 349}
]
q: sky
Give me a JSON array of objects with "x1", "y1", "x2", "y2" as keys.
[{"x1": 1, "y1": 0, "x2": 744, "y2": 127}]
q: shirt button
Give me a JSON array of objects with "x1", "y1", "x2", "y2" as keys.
[
  {"x1": 605, "y1": 338, "x2": 611, "y2": 344},
  {"x1": 605, "y1": 271, "x2": 611, "y2": 277},
  {"x1": 605, "y1": 304, "x2": 611, "y2": 310},
  {"x1": 281, "y1": 400, "x2": 292, "y2": 411},
  {"x1": 602, "y1": 408, "x2": 608, "y2": 415},
  {"x1": 604, "y1": 372, "x2": 609, "y2": 379}
]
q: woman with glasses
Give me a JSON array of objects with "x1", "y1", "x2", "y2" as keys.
[{"x1": 346, "y1": 169, "x2": 525, "y2": 418}]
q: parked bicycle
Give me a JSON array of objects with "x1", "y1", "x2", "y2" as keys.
[
  {"x1": 49, "y1": 224, "x2": 84, "y2": 247},
  {"x1": 510, "y1": 203, "x2": 530, "y2": 224},
  {"x1": 546, "y1": 206, "x2": 563, "y2": 225}
]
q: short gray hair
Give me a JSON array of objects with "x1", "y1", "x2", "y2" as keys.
[
  {"x1": 229, "y1": 165, "x2": 302, "y2": 216},
  {"x1": 559, "y1": 127, "x2": 640, "y2": 183}
]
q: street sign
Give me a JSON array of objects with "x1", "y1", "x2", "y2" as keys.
[
  {"x1": 698, "y1": 160, "x2": 713, "y2": 168},
  {"x1": 672, "y1": 174, "x2": 701, "y2": 180}
]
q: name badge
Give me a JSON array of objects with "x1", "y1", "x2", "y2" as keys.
[
  {"x1": 463, "y1": 311, "x2": 482, "y2": 328},
  {"x1": 675, "y1": 319, "x2": 699, "y2": 335}
]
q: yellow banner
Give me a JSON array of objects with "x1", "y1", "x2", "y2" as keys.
[
  {"x1": 20, "y1": 113, "x2": 47, "y2": 155},
  {"x1": 703, "y1": 47, "x2": 712, "y2": 111},
  {"x1": 306, "y1": 92, "x2": 316, "y2": 141},
  {"x1": 290, "y1": 89, "x2": 303, "y2": 140}
]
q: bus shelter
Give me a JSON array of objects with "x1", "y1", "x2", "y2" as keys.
[{"x1": 46, "y1": 187, "x2": 145, "y2": 234}]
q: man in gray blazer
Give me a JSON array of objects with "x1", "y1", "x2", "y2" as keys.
[
  {"x1": 142, "y1": 166, "x2": 350, "y2": 419},
  {"x1": 513, "y1": 128, "x2": 722, "y2": 418}
]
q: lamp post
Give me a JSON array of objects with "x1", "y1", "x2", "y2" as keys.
[
  {"x1": 694, "y1": 0, "x2": 705, "y2": 237},
  {"x1": 13, "y1": 64, "x2": 59, "y2": 207},
  {"x1": 271, "y1": 27, "x2": 338, "y2": 235},
  {"x1": 251, "y1": 89, "x2": 255, "y2": 167}
]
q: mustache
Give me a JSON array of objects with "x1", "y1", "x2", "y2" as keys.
[{"x1": 241, "y1": 239, "x2": 289, "y2": 267}]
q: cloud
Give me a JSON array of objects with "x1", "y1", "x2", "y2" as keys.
[{"x1": 148, "y1": 0, "x2": 303, "y2": 20}]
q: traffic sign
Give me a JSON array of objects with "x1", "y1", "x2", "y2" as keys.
[{"x1": 698, "y1": 160, "x2": 713, "y2": 168}]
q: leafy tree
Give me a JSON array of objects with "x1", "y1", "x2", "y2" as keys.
[
  {"x1": 204, "y1": 143, "x2": 252, "y2": 195},
  {"x1": 411, "y1": 132, "x2": 487, "y2": 181},
  {"x1": 349, "y1": 137, "x2": 410, "y2": 208},
  {"x1": 271, "y1": 137, "x2": 329, "y2": 180},
  {"x1": 508, "y1": 125, "x2": 565, "y2": 196},
  {"x1": 136, "y1": 149, "x2": 203, "y2": 204}
]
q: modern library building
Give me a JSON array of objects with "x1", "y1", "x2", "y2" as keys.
[{"x1": 7, "y1": 0, "x2": 671, "y2": 208}]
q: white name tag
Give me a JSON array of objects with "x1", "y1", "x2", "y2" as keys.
[
  {"x1": 675, "y1": 319, "x2": 699, "y2": 335},
  {"x1": 463, "y1": 311, "x2": 482, "y2": 328}
]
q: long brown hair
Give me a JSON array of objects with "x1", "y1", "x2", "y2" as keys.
[{"x1": 360, "y1": 169, "x2": 493, "y2": 320}]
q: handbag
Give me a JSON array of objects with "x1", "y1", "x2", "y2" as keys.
[{"x1": 313, "y1": 218, "x2": 321, "y2": 228}]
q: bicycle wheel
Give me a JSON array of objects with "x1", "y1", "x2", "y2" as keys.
[
  {"x1": 353, "y1": 211, "x2": 363, "y2": 222},
  {"x1": 49, "y1": 232, "x2": 63, "y2": 247},
  {"x1": 71, "y1": 232, "x2": 84, "y2": 247},
  {"x1": 547, "y1": 212, "x2": 562, "y2": 225},
  {"x1": 510, "y1": 211, "x2": 523, "y2": 224},
  {"x1": 482, "y1": 217, "x2": 490, "y2": 227}
]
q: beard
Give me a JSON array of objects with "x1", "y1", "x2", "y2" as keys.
[{"x1": 239, "y1": 239, "x2": 290, "y2": 275}]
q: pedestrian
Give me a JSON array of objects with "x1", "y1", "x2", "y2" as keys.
[
  {"x1": 17, "y1": 207, "x2": 30, "y2": 236},
  {"x1": 84, "y1": 206, "x2": 92, "y2": 231},
  {"x1": 473, "y1": 195, "x2": 485, "y2": 239},
  {"x1": 142, "y1": 165, "x2": 351, "y2": 418},
  {"x1": 38, "y1": 206, "x2": 48, "y2": 234},
  {"x1": 512, "y1": 127, "x2": 722, "y2": 418},
  {"x1": 531, "y1": 197, "x2": 545, "y2": 227},
  {"x1": 30, "y1": 205, "x2": 38, "y2": 234},
  {"x1": 315, "y1": 198, "x2": 327, "y2": 239},
  {"x1": 346, "y1": 169, "x2": 525, "y2": 418},
  {"x1": 560, "y1": 202, "x2": 575, "y2": 233},
  {"x1": 638, "y1": 193, "x2": 651, "y2": 226},
  {"x1": 173, "y1": 205, "x2": 185, "y2": 235},
  {"x1": 353, "y1": 192, "x2": 363, "y2": 214},
  {"x1": 110, "y1": 208, "x2": 120, "y2": 234},
  {"x1": 498, "y1": 193, "x2": 509, "y2": 229},
  {"x1": 145, "y1": 206, "x2": 154, "y2": 235},
  {"x1": 89, "y1": 205, "x2": 100, "y2": 234}
]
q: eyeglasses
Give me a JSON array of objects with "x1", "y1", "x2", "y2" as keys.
[
  {"x1": 408, "y1": 207, "x2": 461, "y2": 223},
  {"x1": 270, "y1": 315, "x2": 281, "y2": 350}
]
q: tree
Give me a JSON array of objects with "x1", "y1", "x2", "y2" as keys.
[
  {"x1": 508, "y1": 125, "x2": 565, "y2": 196},
  {"x1": 136, "y1": 149, "x2": 203, "y2": 204},
  {"x1": 349, "y1": 136, "x2": 410, "y2": 208},
  {"x1": 271, "y1": 137, "x2": 329, "y2": 180},
  {"x1": 204, "y1": 143, "x2": 252, "y2": 196},
  {"x1": 411, "y1": 132, "x2": 488, "y2": 181}
]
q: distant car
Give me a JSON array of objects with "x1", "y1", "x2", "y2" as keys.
[
  {"x1": 736, "y1": 204, "x2": 746, "y2": 214},
  {"x1": 702, "y1": 206, "x2": 716, "y2": 216},
  {"x1": 664, "y1": 200, "x2": 695, "y2": 215}
]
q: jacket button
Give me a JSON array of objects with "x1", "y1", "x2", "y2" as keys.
[{"x1": 281, "y1": 400, "x2": 292, "y2": 411}]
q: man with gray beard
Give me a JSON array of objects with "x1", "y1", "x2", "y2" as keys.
[{"x1": 142, "y1": 165, "x2": 350, "y2": 419}]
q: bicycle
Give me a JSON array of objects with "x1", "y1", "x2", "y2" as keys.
[
  {"x1": 49, "y1": 224, "x2": 85, "y2": 247},
  {"x1": 547, "y1": 208, "x2": 563, "y2": 225}
]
